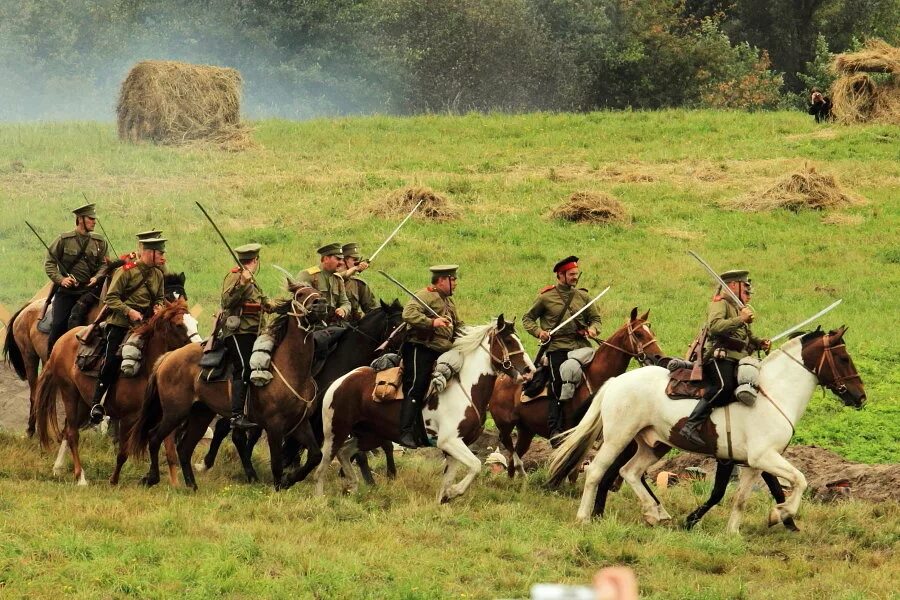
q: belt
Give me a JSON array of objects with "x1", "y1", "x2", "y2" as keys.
[
  {"x1": 713, "y1": 336, "x2": 748, "y2": 352},
  {"x1": 241, "y1": 302, "x2": 262, "y2": 315}
]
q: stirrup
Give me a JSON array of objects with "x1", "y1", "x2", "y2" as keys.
[
  {"x1": 231, "y1": 415, "x2": 257, "y2": 431},
  {"x1": 89, "y1": 403, "x2": 106, "y2": 425}
]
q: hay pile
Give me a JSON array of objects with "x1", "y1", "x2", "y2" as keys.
[
  {"x1": 729, "y1": 165, "x2": 861, "y2": 212},
  {"x1": 551, "y1": 191, "x2": 629, "y2": 224},
  {"x1": 830, "y1": 39, "x2": 900, "y2": 124},
  {"x1": 117, "y1": 60, "x2": 252, "y2": 150},
  {"x1": 376, "y1": 186, "x2": 457, "y2": 221}
]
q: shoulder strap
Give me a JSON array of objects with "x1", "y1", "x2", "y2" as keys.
[
  {"x1": 551, "y1": 288, "x2": 578, "y2": 331},
  {"x1": 121, "y1": 267, "x2": 155, "y2": 304},
  {"x1": 60, "y1": 234, "x2": 92, "y2": 275}
]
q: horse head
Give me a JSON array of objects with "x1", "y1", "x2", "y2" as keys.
[
  {"x1": 133, "y1": 298, "x2": 202, "y2": 349},
  {"x1": 603, "y1": 307, "x2": 662, "y2": 366},
  {"x1": 489, "y1": 314, "x2": 533, "y2": 383},
  {"x1": 164, "y1": 272, "x2": 188, "y2": 302},
  {"x1": 285, "y1": 282, "x2": 328, "y2": 325},
  {"x1": 799, "y1": 326, "x2": 866, "y2": 408}
]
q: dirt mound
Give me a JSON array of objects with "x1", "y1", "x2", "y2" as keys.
[
  {"x1": 728, "y1": 165, "x2": 862, "y2": 212},
  {"x1": 472, "y1": 430, "x2": 552, "y2": 470},
  {"x1": 648, "y1": 445, "x2": 900, "y2": 503},
  {"x1": 0, "y1": 362, "x2": 30, "y2": 433},
  {"x1": 376, "y1": 186, "x2": 457, "y2": 221},
  {"x1": 551, "y1": 191, "x2": 629, "y2": 224},
  {"x1": 117, "y1": 60, "x2": 252, "y2": 150},
  {"x1": 831, "y1": 40, "x2": 900, "y2": 125}
]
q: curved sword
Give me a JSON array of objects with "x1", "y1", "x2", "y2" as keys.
[
  {"x1": 272, "y1": 264, "x2": 296, "y2": 283},
  {"x1": 687, "y1": 250, "x2": 746, "y2": 309},
  {"x1": 541, "y1": 286, "x2": 611, "y2": 344},
  {"x1": 368, "y1": 199, "x2": 424, "y2": 263},
  {"x1": 771, "y1": 299, "x2": 843, "y2": 342},
  {"x1": 377, "y1": 270, "x2": 442, "y2": 320}
]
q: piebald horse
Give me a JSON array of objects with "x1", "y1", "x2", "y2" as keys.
[
  {"x1": 315, "y1": 315, "x2": 533, "y2": 503},
  {"x1": 549, "y1": 327, "x2": 865, "y2": 533}
]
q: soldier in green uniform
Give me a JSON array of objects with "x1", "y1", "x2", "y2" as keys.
[
  {"x1": 678, "y1": 269, "x2": 771, "y2": 447},
  {"x1": 119, "y1": 229, "x2": 163, "y2": 266},
  {"x1": 89, "y1": 237, "x2": 167, "y2": 423},
  {"x1": 339, "y1": 242, "x2": 377, "y2": 321},
  {"x1": 398, "y1": 264, "x2": 465, "y2": 448},
  {"x1": 221, "y1": 243, "x2": 269, "y2": 430},
  {"x1": 296, "y1": 243, "x2": 350, "y2": 322},
  {"x1": 44, "y1": 203, "x2": 111, "y2": 352},
  {"x1": 522, "y1": 256, "x2": 602, "y2": 441}
]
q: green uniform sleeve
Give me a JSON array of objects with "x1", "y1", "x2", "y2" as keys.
[
  {"x1": 403, "y1": 296, "x2": 434, "y2": 329},
  {"x1": 222, "y1": 272, "x2": 248, "y2": 310},
  {"x1": 93, "y1": 240, "x2": 111, "y2": 280},
  {"x1": 707, "y1": 300, "x2": 743, "y2": 336},
  {"x1": 104, "y1": 268, "x2": 132, "y2": 321},
  {"x1": 359, "y1": 282, "x2": 378, "y2": 314},
  {"x1": 521, "y1": 295, "x2": 545, "y2": 338},
  {"x1": 44, "y1": 237, "x2": 65, "y2": 284},
  {"x1": 153, "y1": 270, "x2": 165, "y2": 307},
  {"x1": 336, "y1": 279, "x2": 351, "y2": 314}
]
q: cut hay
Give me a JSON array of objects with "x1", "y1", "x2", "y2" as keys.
[
  {"x1": 822, "y1": 213, "x2": 864, "y2": 226},
  {"x1": 376, "y1": 186, "x2": 457, "y2": 221},
  {"x1": 830, "y1": 40, "x2": 900, "y2": 125},
  {"x1": 117, "y1": 60, "x2": 252, "y2": 150},
  {"x1": 729, "y1": 165, "x2": 862, "y2": 213},
  {"x1": 551, "y1": 192, "x2": 629, "y2": 224},
  {"x1": 832, "y1": 39, "x2": 900, "y2": 74}
]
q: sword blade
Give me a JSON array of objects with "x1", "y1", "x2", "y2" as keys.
[
  {"x1": 770, "y1": 299, "x2": 843, "y2": 342},
  {"x1": 546, "y1": 286, "x2": 611, "y2": 338},
  {"x1": 272, "y1": 264, "x2": 296, "y2": 282},
  {"x1": 687, "y1": 250, "x2": 745, "y2": 309},
  {"x1": 376, "y1": 270, "x2": 441, "y2": 319},
  {"x1": 368, "y1": 199, "x2": 424, "y2": 263}
]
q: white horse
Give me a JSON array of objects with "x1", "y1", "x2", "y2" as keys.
[
  {"x1": 549, "y1": 326, "x2": 865, "y2": 533},
  {"x1": 315, "y1": 315, "x2": 533, "y2": 503}
]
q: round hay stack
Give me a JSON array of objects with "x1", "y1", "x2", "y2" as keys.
[
  {"x1": 729, "y1": 165, "x2": 862, "y2": 213},
  {"x1": 830, "y1": 39, "x2": 900, "y2": 125},
  {"x1": 117, "y1": 60, "x2": 252, "y2": 149},
  {"x1": 551, "y1": 191, "x2": 629, "y2": 224},
  {"x1": 376, "y1": 186, "x2": 457, "y2": 221}
]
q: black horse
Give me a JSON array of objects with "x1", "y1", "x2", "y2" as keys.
[{"x1": 201, "y1": 299, "x2": 406, "y2": 485}]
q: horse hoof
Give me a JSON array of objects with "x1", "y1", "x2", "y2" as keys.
[
  {"x1": 193, "y1": 462, "x2": 207, "y2": 474},
  {"x1": 140, "y1": 476, "x2": 159, "y2": 488},
  {"x1": 440, "y1": 495, "x2": 450, "y2": 504},
  {"x1": 783, "y1": 518, "x2": 800, "y2": 532},
  {"x1": 768, "y1": 507, "x2": 782, "y2": 527},
  {"x1": 76, "y1": 478, "x2": 88, "y2": 487},
  {"x1": 575, "y1": 515, "x2": 591, "y2": 525}
]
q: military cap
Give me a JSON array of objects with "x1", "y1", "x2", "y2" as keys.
[
  {"x1": 553, "y1": 255, "x2": 579, "y2": 274},
  {"x1": 141, "y1": 237, "x2": 167, "y2": 252},
  {"x1": 235, "y1": 243, "x2": 262, "y2": 261},
  {"x1": 136, "y1": 229, "x2": 163, "y2": 240},
  {"x1": 341, "y1": 242, "x2": 362, "y2": 259},
  {"x1": 429, "y1": 264, "x2": 459, "y2": 278},
  {"x1": 72, "y1": 203, "x2": 97, "y2": 218},
  {"x1": 719, "y1": 270, "x2": 750, "y2": 284},
  {"x1": 317, "y1": 242, "x2": 344, "y2": 258}
]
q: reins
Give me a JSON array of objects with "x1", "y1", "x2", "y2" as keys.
[{"x1": 598, "y1": 320, "x2": 658, "y2": 365}]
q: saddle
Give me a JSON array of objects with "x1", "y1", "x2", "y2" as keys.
[
  {"x1": 371, "y1": 353, "x2": 403, "y2": 403},
  {"x1": 521, "y1": 365, "x2": 550, "y2": 402},
  {"x1": 311, "y1": 325, "x2": 348, "y2": 377},
  {"x1": 75, "y1": 323, "x2": 107, "y2": 377}
]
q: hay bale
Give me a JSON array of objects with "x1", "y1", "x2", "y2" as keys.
[
  {"x1": 730, "y1": 165, "x2": 862, "y2": 213},
  {"x1": 832, "y1": 39, "x2": 900, "y2": 75},
  {"x1": 830, "y1": 40, "x2": 900, "y2": 125},
  {"x1": 117, "y1": 60, "x2": 252, "y2": 150},
  {"x1": 377, "y1": 186, "x2": 457, "y2": 221},
  {"x1": 551, "y1": 192, "x2": 629, "y2": 224}
]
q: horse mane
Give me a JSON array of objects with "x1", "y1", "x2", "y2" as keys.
[
  {"x1": 452, "y1": 321, "x2": 496, "y2": 355},
  {"x1": 132, "y1": 298, "x2": 189, "y2": 338}
]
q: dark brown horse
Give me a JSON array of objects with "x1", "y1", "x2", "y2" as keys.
[
  {"x1": 34, "y1": 299, "x2": 200, "y2": 485},
  {"x1": 127, "y1": 284, "x2": 327, "y2": 490},
  {"x1": 490, "y1": 308, "x2": 661, "y2": 477}
]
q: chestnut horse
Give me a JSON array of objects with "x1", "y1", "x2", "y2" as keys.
[
  {"x1": 127, "y1": 284, "x2": 327, "y2": 490},
  {"x1": 490, "y1": 308, "x2": 661, "y2": 477},
  {"x1": 34, "y1": 299, "x2": 201, "y2": 485},
  {"x1": 549, "y1": 327, "x2": 866, "y2": 533},
  {"x1": 315, "y1": 315, "x2": 533, "y2": 503}
]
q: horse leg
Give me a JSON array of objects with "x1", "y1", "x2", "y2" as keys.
[
  {"x1": 282, "y1": 420, "x2": 323, "y2": 488},
  {"x1": 231, "y1": 427, "x2": 261, "y2": 484},
  {"x1": 314, "y1": 426, "x2": 342, "y2": 496},
  {"x1": 437, "y1": 452, "x2": 461, "y2": 504},
  {"x1": 110, "y1": 415, "x2": 138, "y2": 485},
  {"x1": 141, "y1": 416, "x2": 182, "y2": 487},
  {"x1": 25, "y1": 353, "x2": 41, "y2": 437},
  {"x1": 618, "y1": 440, "x2": 671, "y2": 525},
  {"x1": 52, "y1": 438, "x2": 69, "y2": 476},
  {"x1": 383, "y1": 441, "x2": 397, "y2": 480},
  {"x1": 512, "y1": 427, "x2": 534, "y2": 478},
  {"x1": 437, "y1": 438, "x2": 482, "y2": 503},
  {"x1": 761, "y1": 471, "x2": 798, "y2": 531},
  {"x1": 354, "y1": 452, "x2": 377, "y2": 486},
  {"x1": 266, "y1": 426, "x2": 286, "y2": 491},
  {"x1": 752, "y1": 450, "x2": 807, "y2": 527},
  {"x1": 164, "y1": 433, "x2": 179, "y2": 487},
  {"x1": 685, "y1": 460, "x2": 735, "y2": 530},
  {"x1": 65, "y1": 413, "x2": 88, "y2": 486},
  {"x1": 726, "y1": 466, "x2": 761, "y2": 535},
  {"x1": 197, "y1": 417, "x2": 231, "y2": 473},
  {"x1": 577, "y1": 440, "x2": 636, "y2": 524},
  {"x1": 177, "y1": 406, "x2": 215, "y2": 491},
  {"x1": 336, "y1": 437, "x2": 360, "y2": 495},
  {"x1": 496, "y1": 422, "x2": 517, "y2": 479},
  {"x1": 592, "y1": 441, "x2": 638, "y2": 518}
]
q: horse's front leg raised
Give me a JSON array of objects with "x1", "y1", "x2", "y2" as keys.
[
  {"x1": 436, "y1": 437, "x2": 481, "y2": 503},
  {"x1": 753, "y1": 450, "x2": 807, "y2": 527}
]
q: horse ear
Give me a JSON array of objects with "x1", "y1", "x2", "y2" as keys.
[
  {"x1": 836, "y1": 325, "x2": 848, "y2": 339},
  {"x1": 178, "y1": 272, "x2": 186, "y2": 284},
  {"x1": 640, "y1": 309, "x2": 650, "y2": 321},
  {"x1": 380, "y1": 299, "x2": 389, "y2": 310},
  {"x1": 497, "y1": 313, "x2": 505, "y2": 329},
  {"x1": 630, "y1": 307, "x2": 638, "y2": 321}
]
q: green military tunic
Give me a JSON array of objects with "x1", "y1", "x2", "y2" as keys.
[
  {"x1": 403, "y1": 286, "x2": 464, "y2": 352},
  {"x1": 221, "y1": 269, "x2": 267, "y2": 335},
  {"x1": 44, "y1": 231, "x2": 110, "y2": 288},
  {"x1": 296, "y1": 267, "x2": 351, "y2": 316},
  {"x1": 344, "y1": 276, "x2": 377, "y2": 321},
  {"x1": 703, "y1": 297, "x2": 763, "y2": 361},
  {"x1": 104, "y1": 262, "x2": 165, "y2": 328},
  {"x1": 522, "y1": 284, "x2": 602, "y2": 353}
]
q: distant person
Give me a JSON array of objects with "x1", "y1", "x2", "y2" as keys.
[
  {"x1": 484, "y1": 449, "x2": 508, "y2": 475},
  {"x1": 808, "y1": 88, "x2": 833, "y2": 123}
]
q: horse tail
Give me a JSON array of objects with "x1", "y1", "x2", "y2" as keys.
[
  {"x1": 35, "y1": 368, "x2": 61, "y2": 451},
  {"x1": 547, "y1": 380, "x2": 611, "y2": 487},
  {"x1": 126, "y1": 363, "x2": 163, "y2": 459},
  {"x1": 2, "y1": 304, "x2": 28, "y2": 380}
]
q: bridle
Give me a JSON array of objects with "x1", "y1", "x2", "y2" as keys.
[
  {"x1": 779, "y1": 333, "x2": 862, "y2": 397},
  {"x1": 286, "y1": 286, "x2": 324, "y2": 331},
  {"x1": 484, "y1": 326, "x2": 528, "y2": 377},
  {"x1": 599, "y1": 320, "x2": 658, "y2": 365}
]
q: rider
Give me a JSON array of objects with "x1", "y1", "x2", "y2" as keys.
[
  {"x1": 120, "y1": 229, "x2": 163, "y2": 266},
  {"x1": 222, "y1": 243, "x2": 269, "y2": 430},
  {"x1": 398, "y1": 265, "x2": 464, "y2": 449},
  {"x1": 297, "y1": 243, "x2": 350, "y2": 322},
  {"x1": 89, "y1": 237, "x2": 167, "y2": 423},
  {"x1": 522, "y1": 256, "x2": 601, "y2": 443},
  {"x1": 338, "y1": 242, "x2": 377, "y2": 321},
  {"x1": 44, "y1": 203, "x2": 110, "y2": 353},
  {"x1": 678, "y1": 269, "x2": 771, "y2": 447}
]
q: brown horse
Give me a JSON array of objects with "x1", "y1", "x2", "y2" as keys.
[
  {"x1": 490, "y1": 308, "x2": 661, "y2": 477},
  {"x1": 315, "y1": 316, "x2": 533, "y2": 503},
  {"x1": 34, "y1": 299, "x2": 200, "y2": 485},
  {"x1": 127, "y1": 284, "x2": 327, "y2": 490}
]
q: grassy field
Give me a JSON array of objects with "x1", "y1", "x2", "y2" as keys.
[{"x1": 0, "y1": 111, "x2": 898, "y2": 598}]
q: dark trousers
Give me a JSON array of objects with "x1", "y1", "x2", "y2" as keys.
[
  {"x1": 227, "y1": 334, "x2": 256, "y2": 416},
  {"x1": 401, "y1": 343, "x2": 441, "y2": 405},
  {"x1": 703, "y1": 358, "x2": 738, "y2": 406},
  {"x1": 546, "y1": 349, "x2": 570, "y2": 433},
  {"x1": 47, "y1": 290, "x2": 82, "y2": 353},
  {"x1": 95, "y1": 324, "x2": 129, "y2": 398}
]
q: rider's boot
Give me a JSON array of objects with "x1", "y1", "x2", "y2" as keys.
[
  {"x1": 230, "y1": 378, "x2": 257, "y2": 430},
  {"x1": 679, "y1": 397, "x2": 713, "y2": 447}
]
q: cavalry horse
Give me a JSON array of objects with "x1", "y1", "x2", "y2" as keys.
[
  {"x1": 198, "y1": 299, "x2": 406, "y2": 484},
  {"x1": 490, "y1": 308, "x2": 661, "y2": 477},
  {"x1": 127, "y1": 283, "x2": 327, "y2": 490},
  {"x1": 549, "y1": 327, "x2": 866, "y2": 533},
  {"x1": 315, "y1": 315, "x2": 533, "y2": 503},
  {"x1": 34, "y1": 298, "x2": 201, "y2": 485}
]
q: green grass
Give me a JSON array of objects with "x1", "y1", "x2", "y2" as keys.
[{"x1": 0, "y1": 111, "x2": 898, "y2": 597}]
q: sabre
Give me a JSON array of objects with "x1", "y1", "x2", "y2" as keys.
[
  {"x1": 368, "y1": 199, "x2": 424, "y2": 263},
  {"x1": 770, "y1": 299, "x2": 842, "y2": 342},
  {"x1": 272, "y1": 264, "x2": 296, "y2": 283},
  {"x1": 377, "y1": 270, "x2": 442, "y2": 320},
  {"x1": 542, "y1": 286, "x2": 611, "y2": 343},
  {"x1": 195, "y1": 201, "x2": 264, "y2": 294},
  {"x1": 25, "y1": 220, "x2": 71, "y2": 278},
  {"x1": 82, "y1": 192, "x2": 119, "y2": 258},
  {"x1": 687, "y1": 250, "x2": 746, "y2": 309}
]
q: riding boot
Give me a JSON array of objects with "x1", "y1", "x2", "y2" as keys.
[
  {"x1": 397, "y1": 396, "x2": 419, "y2": 449},
  {"x1": 89, "y1": 382, "x2": 107, "y2": 425},
  {"x1": 679, "y1": 397, "x2": 713, "y2": 447},
  {"x1": 230, "y1": 378, "x2": 257, "y2": 430},
  {"x1": 548, "y1": 398, "x2": 563, "y2": 448}
]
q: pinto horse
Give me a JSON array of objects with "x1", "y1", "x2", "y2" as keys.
[
  {"x1": 490, "y1": 308, "x2": 660, "y2": 477},
  {"x1": 549, "y1": 327, "x2": 866, "y2": 533},
  {"x1": 127, "y1": 284, "x2": 327, "y2": 490},
  {"x1": 315, "y1": 315, "x2": 533, "y2": 503},
  {"x1": 34, "y1": 298, "x2": 201, "y2": 485}
]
